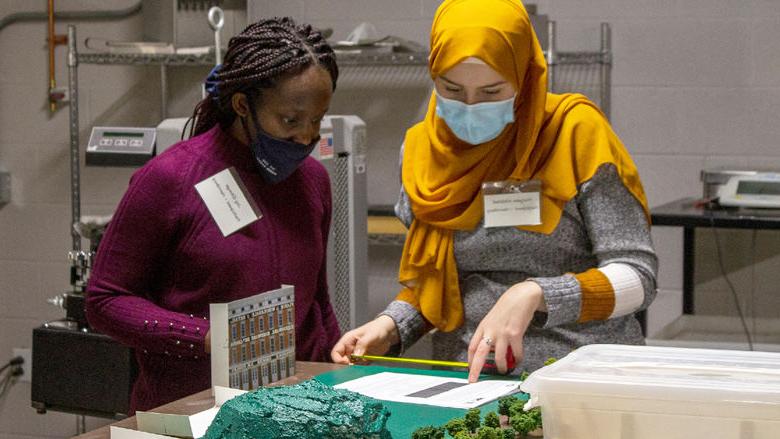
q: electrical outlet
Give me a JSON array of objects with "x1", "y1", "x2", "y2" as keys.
[{"x1": 12, "y1": 348, "x2": 31, "y2": 383}]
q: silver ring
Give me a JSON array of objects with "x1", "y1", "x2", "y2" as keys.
[{"x1": 482, "y1": 336, "x2": 494, "y2": 347}]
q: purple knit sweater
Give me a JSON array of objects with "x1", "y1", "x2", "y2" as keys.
[{"x1": 85, "y1": 125, "x2": 341, "y2": 413}]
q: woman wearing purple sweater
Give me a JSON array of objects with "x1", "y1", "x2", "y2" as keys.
[{"x1": 85, "y1": 18, "x2": 341, "y2": 413}]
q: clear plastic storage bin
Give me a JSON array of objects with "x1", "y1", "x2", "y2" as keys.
[{"x1": 520, "y1": 344, "x2": 780, "y2": 439}]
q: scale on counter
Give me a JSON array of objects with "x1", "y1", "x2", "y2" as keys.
[
  {"x1": 85, "y1": 126, "x2": 156, "y2": 166},
  {"x1": 717, "y1": 172, "x2": 780, "y2": 208}
]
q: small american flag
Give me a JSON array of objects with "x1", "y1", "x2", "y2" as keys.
[{"x1": 319, "y1": 135, "x2": 334, "y2": 158}]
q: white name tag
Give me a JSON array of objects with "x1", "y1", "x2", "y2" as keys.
[
  {"x1": 484, "y1": 192, "x2": 541, "y2": 227},
  {"x1": 482, "y1": 179, "x2": 542, "y2": 228},
  {"x1": 195, "y1": 167, "x2": 262, "y2": 236}
]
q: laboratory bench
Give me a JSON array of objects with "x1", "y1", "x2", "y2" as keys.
[
  {"x1": 72, "y1": 361, "x2": 498, "y2": 439},
  {"x1": 70, "y1": 354, "x2": 756, "y2": 439},
  {"x1": 72, "y1": 361, "x2": 533, "y2": 439},
  {"x1": 650, "y1": 197, "x2": 780, "y2": 316},
  {"x1": 72, "y1": 361, "x2": 345, "y2": 439}
]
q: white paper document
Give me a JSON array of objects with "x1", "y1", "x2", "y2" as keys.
[{"x1": 333, "y1": 372, "x2": 521, "y2": 409}]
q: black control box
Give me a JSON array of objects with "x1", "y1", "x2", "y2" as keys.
[{"x1": 32, "y1": 323, "x2": 138, "y2": 418}]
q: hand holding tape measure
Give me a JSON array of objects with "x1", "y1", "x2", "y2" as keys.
[{"x1": 337, "y1": 281, "x2": 544, "y2": 381}]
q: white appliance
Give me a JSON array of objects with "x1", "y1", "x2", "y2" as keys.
[
  {"x1": 85, "y1": 126, "x2": 157, "y2": 167},
  {"x1": 311, "y1": 115, "x2": 369, "y2": 332},
  {"x1": 716, "y1": 172, "x2": 780, "y2": 208},
  {"x1": 155, "y1": 118, "x2": 190, "y2": 154}
]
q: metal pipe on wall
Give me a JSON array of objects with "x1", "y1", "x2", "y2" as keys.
[
  {"x1": 4, "y1": 2, "x2": 143, "y2": 113},
  {"x1": 2, "y1": 1, "x2": 143, "y2": 248},
  {"x1": 0, "y1": 2, "x2": 142, "y2": 32}
]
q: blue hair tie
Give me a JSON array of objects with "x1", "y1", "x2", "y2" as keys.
[{"x1": 205, "y1": 64, "x2": 223, "y2": 98}]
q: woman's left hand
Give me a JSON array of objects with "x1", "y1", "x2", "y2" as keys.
[{"x1": 467, "y1": 281, "x2": 546, "y2": 382}]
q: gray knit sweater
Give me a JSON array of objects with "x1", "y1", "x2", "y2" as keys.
[{"x1": 380, "y1": 164, "x2": 657, "y2": 373}]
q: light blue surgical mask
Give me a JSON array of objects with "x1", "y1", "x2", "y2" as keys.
[{"x1": 435, "y1": 91, "x2": 516, "y2": 145}]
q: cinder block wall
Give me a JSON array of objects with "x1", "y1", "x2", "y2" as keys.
[{"x1": 2, "y1": 1, "x2": 780, "y2": 437}]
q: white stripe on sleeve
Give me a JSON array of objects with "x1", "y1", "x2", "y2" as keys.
[{"x1": 600, "y1": 263, "x2": 644, "y2": 318}]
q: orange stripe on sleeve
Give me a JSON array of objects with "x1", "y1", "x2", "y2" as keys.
[{"x1": 575, "y1": 268, "x2": 615, "y2": 323}]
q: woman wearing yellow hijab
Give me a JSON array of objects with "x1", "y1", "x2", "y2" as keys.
[{"x1": 332, "y1": 0, "x2": 657, "y2": 381}]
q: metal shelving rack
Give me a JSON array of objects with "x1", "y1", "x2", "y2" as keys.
[
  {"x1": 336, "y1": 51, "x2": 428, "y2": 66},
  {"x1": 76, "y1": 52, "x2": 213, "y2": 65},
  {"x1": 74, "y1": 47, "x2": 429, "y2": 65},
  {"x1": 67, "y1": 25, "x2": 221, "y2": 250},
  {"x1": 549, "y1": 22, "x2": 613, "y2": 119}
]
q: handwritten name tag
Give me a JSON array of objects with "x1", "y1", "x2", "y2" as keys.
[
  {"x1": 482, "y1": 180, "x2": 542, "y2": 228},
  {"x1": 195, "y1": 167, "x2": 262, "y2": 236}
]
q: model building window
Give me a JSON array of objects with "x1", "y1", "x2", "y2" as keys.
[
  {"x1": 260, "y1": 339, "x2": 266, "y2": 355},
  {"x1": 241, "y1": 345, "x2": 247, "y2": 362},
  {"x1": 231, "y1": 324, "x2": 238, "y2": 340},
  {"x1": 249, "y1": 319, "x2": 255, "y2": 335},
  {"x1": 251, "y1": 367, "x2": 259, "y2": 386},
  {"x1": 250, "y1": 342, "x2": 256, "y2": 359},
  {"x1": 278, "y1": 310, "x2": 284, "y2": 327},
  {"x1": 270, "y1": 336, "x2": 275, "y2": 352},
  {"x1": 241, "y1": 370, "x2": 249, "y2": 390},
  {"x1": 240, "y1": 320, "x2": 246, "y2": 339},
  {"x1": 259, "y1": 315, "x2": 265, "y2": 331},
  {"x1": 287, "y1": 309, "x2": 293, "y2": 325}
]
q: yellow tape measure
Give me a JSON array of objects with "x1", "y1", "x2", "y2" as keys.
[
  {"x1": 349, "y1": 353, "x2": 511, "y2": 373},
  {"x1": 349, "y1": 354, "x2": 470, "y2": 369}
]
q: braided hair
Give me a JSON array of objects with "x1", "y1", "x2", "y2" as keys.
[{"x1": 188, "y1": 17, "x2": 338, "y2": 137}]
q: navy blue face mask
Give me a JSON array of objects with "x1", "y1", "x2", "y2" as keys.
[{"x1": 241, "y1": 109, "x2": 318, "y2": 185}]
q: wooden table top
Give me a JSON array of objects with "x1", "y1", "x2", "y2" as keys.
[{"x1": 72, "y1": 361, "x2": 345, "y2": 439}]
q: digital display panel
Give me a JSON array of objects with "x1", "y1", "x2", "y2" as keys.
[
  {"x1": 103, "y1": 131, "x2": 144, "y2": 138},
  {"x1": 737, "y1": 181, "x2": 780, "y2": 196}
]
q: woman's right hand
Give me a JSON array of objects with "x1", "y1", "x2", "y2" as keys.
[{"x1": 331, "y1": 315, "x2": 400, "y2": 364}]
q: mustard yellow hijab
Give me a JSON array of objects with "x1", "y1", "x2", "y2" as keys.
[{"x1": 396, "y1": 0, "x2": 649, "y2": 332}]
